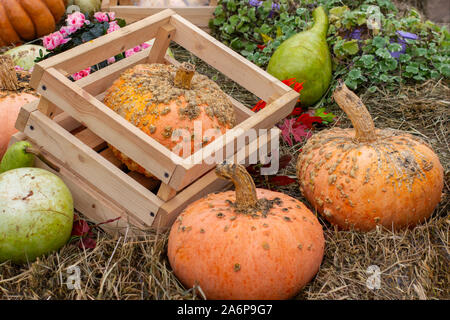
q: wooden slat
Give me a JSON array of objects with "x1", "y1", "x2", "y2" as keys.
[
  {"x1": 23, "y1": 110, "x2": 164, "y2": 227},
  {"x1": 111, "y1": 6, "x2": 215, "y2": 28},
  {"x1": 169, "y1": 14, "x2": 290, "y2": 102},
  {"x1": 76, "y1": 47, "x2": 153, "y2": 96},
  {"x1": 74, "y1": 129, "x2": 107, "y2": 152},
  {"x1": 157, "y1": 183, "x2": 177, "y2": 201},
  {"x1": 15, "y1": 100, "x2": 39, "y2": 132},
  {"x1": 99, "y1": 147, "x2": 124, "y2": 168},
  {"x1": 37, "y1": 97, "x2": 62, "y2": 118},
  {"x1": 30, "y1": 9, "x2": 175, "y2": 88},
  {"x1": 37, "y1": 68, "x2": 183, "y2": 184},
  {"x1": 147, "y1": 24, "x2": 176, "y2": 64},
  {"x1": 168, "y1": 90, "x2": 298, "y2": 190},
  {"x1": 128, "y1": 171, "x2": 160, "y2": 191}
]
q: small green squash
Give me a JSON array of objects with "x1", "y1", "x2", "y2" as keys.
[{"x1": 267, "y1": 6, "x2": 332, "y2": 106}]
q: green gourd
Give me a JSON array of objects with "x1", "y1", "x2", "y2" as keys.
[
  {"x1": 0, "y1": 141, "x2": 35, "y2": 174},
  {"x1": 267, "y1": 6, "x2": 332, "y2": 106}
]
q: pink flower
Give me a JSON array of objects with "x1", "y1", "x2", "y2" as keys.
[
  {"x1": 72, "y1": 67, "x2": 91, "y2": 81},
  {"x1": 42, "y1": 31, "x2": 70, "y2": 50},
  {"x1": 60, "y1": 25, "x2": 78, "y2": 37},
  {"x1": 125, "y1": 49, "x2": 136, "y2": 58},
  {"x1": 107, "y1": 57, "x2": 116, "y2": 64},
  {"x1": 140, "y1": 42, "x2": 152, "y2": 50},
  {"x1": 15, "y1": 66, "x2": 24, "y2": 71},
  {"x1": 107, "y1": 12, "x2": 116, "y2": 21},
  {"x1": 66, "y1": 12, "x2": 86, "y2": 29},
  {"x1": 107, "y1": 21, "x2": 120, "y2": 33},
  {"x1": 94, "y1": 12, "x2": 109, "y2": 22},
  {"x1": 125, "y1": 46, "x2": 142, "y2": 58}
]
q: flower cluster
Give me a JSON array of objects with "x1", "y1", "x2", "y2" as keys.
[
  {"x1": 42, "y1": 11, "x2": 119, "y2": 51},
  {"x1": 39, "y1": 11, "x2": 130, "y2": 81}
]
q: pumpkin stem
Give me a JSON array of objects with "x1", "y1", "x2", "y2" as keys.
[
  {"x1": 215, "y1": 163, "x2": 258, "y2": 211},
  {"x1": 0, "y1": 56, "x2": 19, "y2": 91},
  {"x1": 333, "y1": 81, "x2": 377, "y2": 143},
  {"x1": 174, "y1": 62, "x2": 195, "y2": 90}
]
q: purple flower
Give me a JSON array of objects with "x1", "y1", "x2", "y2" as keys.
[
  {"x1": 389, "y1": 39, "x2": 407, "y2": 59},
  {"x1": 249, "y1": 0, "x2": 262, "y2": 7},
  {"x1": 396, "y1": 31, "x2": 419, "y2": 40},
  {"x1": 389, "y1": 31, "x2": 418, "y2": 59},
  {"x1": 268, "y1": 2, "x2": 280, "y2": 18},
  {"x1": 350, "y1": 28, "x2": 362, "y2": 40}
]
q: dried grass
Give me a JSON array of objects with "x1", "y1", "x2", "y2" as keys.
[{"x1": 0, "y1": 40, "x2": 448, "y2": 301}]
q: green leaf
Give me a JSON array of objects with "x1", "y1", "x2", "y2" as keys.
[
  {"x1": 348, "y1": 68, "x2": 362, "y2": 80},
  {"x1": 342, "y1": 40, "x2": 359, "y2": 55},
  {"x1": 314, "y1": 108, "x2": 335, "y2": 123},
  {"x1": 229, "y1": 15, "x2": 240, "y2": 27},
  {"x1": 345, "y1": 79, "x2": 358, "y2": 90},
  {"x1": 368, "y1": 86, "x2": 377, "y2": 93},
  {"x1": 405, "y1": 65, "x2": 419, "y2": 74},
  {"x1": 372, "y1": 36, "x2": 387, "y2": 48}
]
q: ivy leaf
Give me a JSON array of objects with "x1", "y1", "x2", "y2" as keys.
[
  {"x1": 405, "y1": 65, "x2": 419, "y2": 74},
  {"x1": 314, "y1": 108, "x2": 336, "y2": 123},
  {"x1": 342, "y1": 40, "x2": 359, "y2": 55}
]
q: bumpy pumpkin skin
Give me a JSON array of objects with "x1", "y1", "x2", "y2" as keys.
[
  {"x1": 104, "y1": 63, "x2": 235, "y2": 178},
  {"x1": 267, "y1": 6, "x2": 332, "y2": 106},
  {"x1": 297, "y1": 85, "x2": 444, "y2": 231},
  {"x1": 168, "y1": 165, "x2": 325, "y2": 300},
  {"x1": 0, "y1": 0, "x2": 65, "y2": 44}
]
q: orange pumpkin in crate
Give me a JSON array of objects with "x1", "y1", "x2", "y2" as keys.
[
  {"x1": 103, "y1": 62, "x2": 236, "y2": 178},
  {"x1": 0, "y1": 56, "x2": 38, "y2": 158},
  {"x1": 296, "y1": 82, "x2": 444, "y2": 231},
  {"x1": 0, "y1": 0, "x2": 66, "y2": 45},
  {"x1": 168, "y1": 163, "x2": 325, "y2": 300}
]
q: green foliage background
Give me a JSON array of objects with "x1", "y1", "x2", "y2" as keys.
[{"x1": 211, "y1": 0, "x2": 449, "y2": 106}]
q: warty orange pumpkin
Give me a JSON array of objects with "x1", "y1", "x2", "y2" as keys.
[
  {"x1": 103, "y1": 62, "x2": 236, "y2": 178},
  {"x1": 0, "y1": 0, "x2": 66, "y2": 45},
  {"x1": 168, "y1": 163, "x2": 325, "y2": 300},
  {"x1": 0, "y1": 56, "x2": 38, "y2": 158},
  {"x1": 296, "y1": 82, "x2": 444, "y2": 231}
]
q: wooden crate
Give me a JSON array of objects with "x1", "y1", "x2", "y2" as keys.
[
  {"x1": 101, "y1": 0, "x2": 218, "y2": 32},
  {"x1": 20, "y1": 9, "x2": 298, "y2": 234}
]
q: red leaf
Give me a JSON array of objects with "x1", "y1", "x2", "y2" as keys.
[
  {"x1": 282, "y1": 78, "x2": 297, "y2": 87},
  {"x1": 279, "y1": 154, "x2": 292, "y2": 169},
  {"x1": 78, "y1": 237, "x2": 97, "y2": 249},
  {"x1": 290, "y1": 107, "x2": 304, "y2": 116},
  {"x1": 279, "y1": 118, "x2": 311, "y2": 146},
  {"x1": 251, "y1": 100, "x2": 266, "y2": 112},
  {"x1": 71, "y1": 218, "x2": 90, "y2": 237},
  {"x1": 269, "y1": 175, "x2": 296, "y2": 186},
  {"x1": 257, "y1": 44, "x2": 266, "y2": 50},
  {"x1": 295, "y1": 113, "x2": 323, "y2": 129},
  {"x1": 293, "y1": 82, "x2": 304, "y2": 93}
]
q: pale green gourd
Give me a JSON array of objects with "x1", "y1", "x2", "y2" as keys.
[{"x1": 267, "y1": 6, "x2": 332, "y2": 106}]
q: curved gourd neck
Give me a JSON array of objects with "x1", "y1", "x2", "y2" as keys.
[{"x1": 309, "y1": 6, "x2": 329, "y2": 39}]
